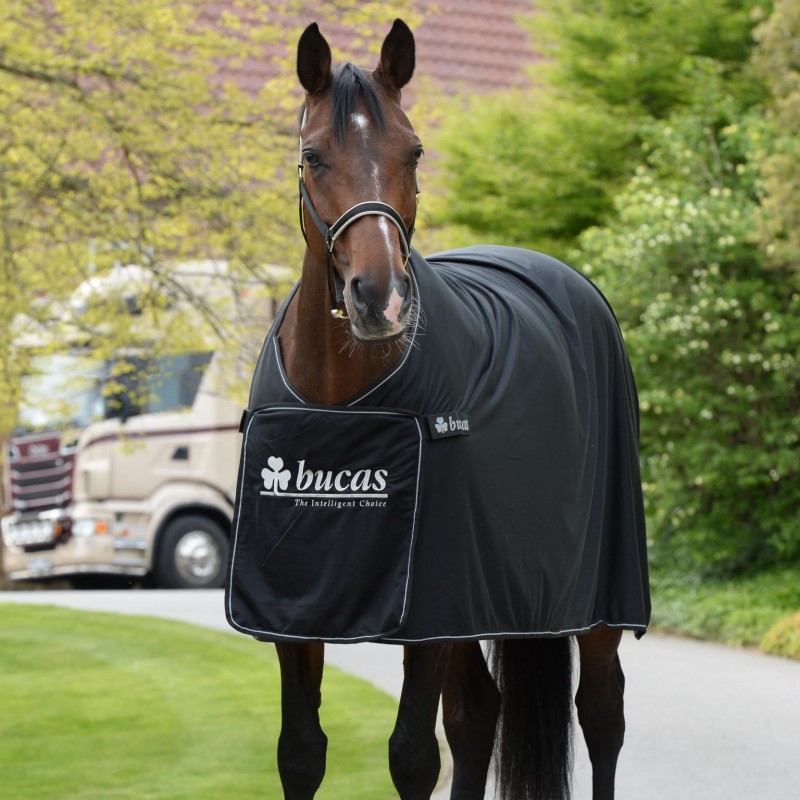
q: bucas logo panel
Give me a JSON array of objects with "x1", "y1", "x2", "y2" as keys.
[{"x1": 226, "y1": 406, "x2": 424, "y2": 642}]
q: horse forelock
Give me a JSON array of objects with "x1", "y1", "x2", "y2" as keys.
[{"x1": 330, "y1": 63, "x2": 386, "y2": 142}]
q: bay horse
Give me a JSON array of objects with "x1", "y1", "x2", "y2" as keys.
[{"x1": 244, "y1": 19, "x2": 649, "y2": 800}]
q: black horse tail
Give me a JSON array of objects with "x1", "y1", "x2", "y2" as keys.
[{"x1": 490, "y1": 637, "x2": 574, "y2": 800}]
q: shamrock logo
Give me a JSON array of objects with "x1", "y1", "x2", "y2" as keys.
[
  {"x1": 262, "y1": 456, "x2": 291, "y2": 493},
  {"x1": 435, "y1": 416, "x2": 448, "y2": 435}
]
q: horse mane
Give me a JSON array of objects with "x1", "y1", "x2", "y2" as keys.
[{"x1": 330, "y1": 63, "x2": 386, "y2": 141}]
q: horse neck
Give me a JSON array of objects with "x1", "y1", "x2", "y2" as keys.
[{"x1": 276, "y1": 250, "x2": 403, "y2": 405}]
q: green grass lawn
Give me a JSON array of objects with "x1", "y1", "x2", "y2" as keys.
[{"x1": 0, "y1": 605, "x2": 399, "y2": 799}]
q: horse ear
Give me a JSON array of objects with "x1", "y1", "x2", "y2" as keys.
[
  {"x1": 375, "y1": 18, "x2": 415, "y2": 94},
  {"x1": 297, "y1": 22, "x2": 332, "y2": 95}
]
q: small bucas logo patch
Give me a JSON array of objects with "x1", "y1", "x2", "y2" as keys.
[
  {"x1": 260, "y1": 456, "x2": 389, "y2": 509},
  {"x1": 427, "y1": 412, "x2": 471, "y2": 440}
]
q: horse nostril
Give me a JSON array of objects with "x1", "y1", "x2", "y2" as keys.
[
  {"x1": 400, "y1": 276, "x2": 412, "y2": 313},
  {"x1": 350, "y1": 276, "x2": 360, "y2": 298},
  {"x1": 349, "y1": 276, "x2": 372, "y2": 315}
]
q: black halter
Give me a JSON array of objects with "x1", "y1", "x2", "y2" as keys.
[{"x1": 297, "y1": 163, "x2": 419, "y2": 319}]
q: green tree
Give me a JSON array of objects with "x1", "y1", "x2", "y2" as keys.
[
  {"x1": 0, "y1": 0, "x2": 283, "y2": 434},
  {"x1": 427, "y1": 0, "x2": 767, "y2": 257},
  {"x1": 532, "y1": 0, "x2": 766, "y2": 117},
  {"x1": 424, "y1": 90, "x2": 629, "y2": 257}
]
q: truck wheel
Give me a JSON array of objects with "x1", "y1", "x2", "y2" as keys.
[{"x1": 154, "y1": 515, "x2": 228, "y2": 589}]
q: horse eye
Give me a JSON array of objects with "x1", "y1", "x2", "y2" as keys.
[
  {"x1": 412, "y1": 146, "x2": 424, "y2": 164},
  {"x1": 304, "y1": 151, "x2": 322, "y2": 169}
]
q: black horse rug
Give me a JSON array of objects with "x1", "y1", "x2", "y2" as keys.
[{"x1": 225, "y1": 245, "x2": 651, "y2": 643}]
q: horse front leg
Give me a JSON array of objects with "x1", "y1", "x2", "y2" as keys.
[
  {"x1": 442, "y1": 642, "x2": 500, "y2": 800},
  {"x1": 275, "y1": 642, "x2": 327, "y2": 800},
  {"x1": 576, "y1": 627, "x2": 625, "y2": 800},
  {"x1": 389, "y1": 643, "x2": 452, "y2": 800}
]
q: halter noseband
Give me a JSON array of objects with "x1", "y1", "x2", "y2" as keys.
[{"x1": 297, "y1": 129, "x2": 419, "y2": 319}]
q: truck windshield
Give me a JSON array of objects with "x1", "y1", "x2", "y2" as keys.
[
  {"x1": 123, "y1": 352, "x2": 214, "y2": 416},
  {"x1": 15, "y1": 354, "x2": 106, "y2": 434},
  {"x1": 15, "y1": 351, "x2": 213, "y2": 434}
]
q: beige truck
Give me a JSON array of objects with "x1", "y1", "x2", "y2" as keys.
[
  {"x1": 1, "y1": 347, "x2": 244, "y2": 588},
  {"x1": 0, "y1": 259, "x2": 287, "y2": 588}
]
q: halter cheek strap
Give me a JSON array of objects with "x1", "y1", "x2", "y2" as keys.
[{"x1": 298, "y1": 165, "x2": 420, "y2": 318}]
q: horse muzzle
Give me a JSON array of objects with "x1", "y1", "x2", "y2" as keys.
[{"x1": 345, "y1": 272, "x2": 413, "y2": 342}]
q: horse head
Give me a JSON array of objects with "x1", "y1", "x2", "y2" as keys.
[{"x1": 296, "y1": 19, "x2": 421, "y2": 343}]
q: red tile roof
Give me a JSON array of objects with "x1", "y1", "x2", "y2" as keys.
[
  {"x1": 202, "y1": 1, "x2": 538, "y2": 99},
  {"x1": 415, "y1": 0, "x2": 539, "y2": 94}
]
